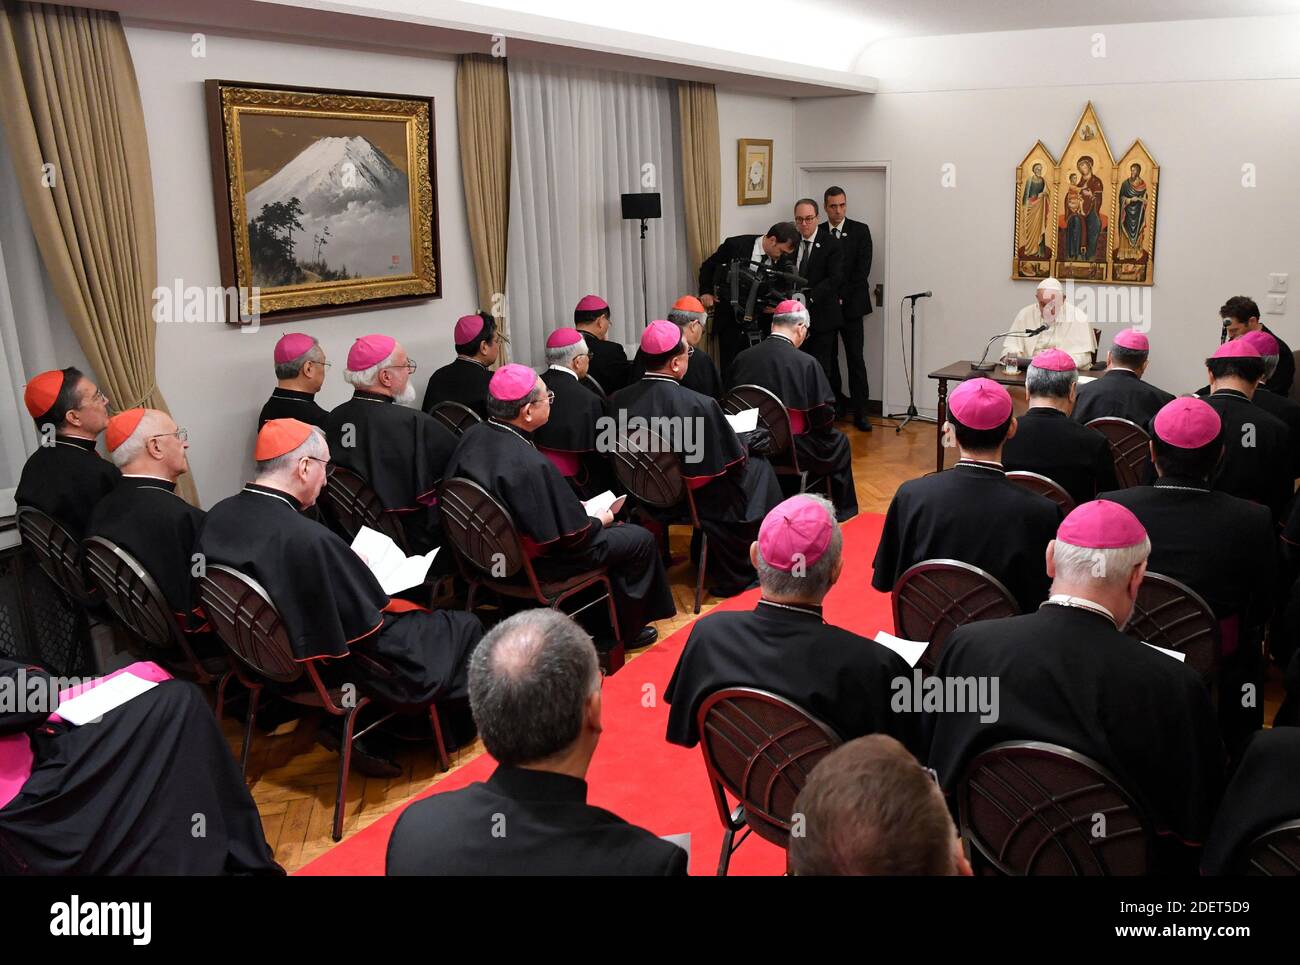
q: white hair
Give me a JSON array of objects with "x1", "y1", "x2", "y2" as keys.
[
  {"x1": 274, "y1": 340, "x2": 324, "y2": 380},
  {"x1": 110, "y1": 410, "x2": 169, "y2": 468},
  {"x1": 344, "y1": 349, "x2": 399, "y2": 388},
  {"x1": 255, "y1": 426, "x2": 328, "y2": 479},
  {"x1": 772, "y1": 306, "x2": 809, "y2": 330},
  {"x1": 754, "y1": 494, "x2": 842, "y2": 599},
  {"x1": 544, "y1": 338, "x2": 587, "y2": 369},
  {"x1": 1025, "y1": 364, "x2": 1077, "y2": 399},
  {"x1": 1052, "y1": 537, "x2": 1150, "y2": 590}
]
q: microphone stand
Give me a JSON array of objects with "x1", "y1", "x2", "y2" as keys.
[
  {"x1": 637, "y1": 218, "x2": 650, "y2": 329},
  {"x1": 887, "y1": 294, "x2": 932, "y2": 432},
  {"x1": 971, "y1": 327, "x2": 1045, "y2": 372}
]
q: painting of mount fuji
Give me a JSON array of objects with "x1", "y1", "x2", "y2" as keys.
[{"x1": 207, "y1": 81, "x2": 440, "y2": 322}]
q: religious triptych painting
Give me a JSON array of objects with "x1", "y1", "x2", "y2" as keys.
[
  {"x1": 1011, "y1": 103, "x2": 1159, "y2": 286},
  {"x1": 206, "y1": 80, "x2": 441, "y2": 323}
]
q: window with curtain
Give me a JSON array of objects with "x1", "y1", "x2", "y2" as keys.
[{"x1": 505, "y1": 59, "x2": 692, "y2": 367}]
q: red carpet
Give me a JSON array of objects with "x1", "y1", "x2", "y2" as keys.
[{"x1": 298, "y1": 512, "x2": 893, "y2": 876}]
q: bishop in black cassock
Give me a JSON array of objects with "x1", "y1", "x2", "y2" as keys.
[
  {"x1": 626, "y1": 297, "x2": 723, "y2": 399},
  {"x1": 326, "y1": 335, "x2": 458, "y2": 555},
  {"x1": 610, "y1": 322, "x2": 784, "y2": 598},
  {"x1": 0, "y1": 659, "x2": 280, "y2": 874},
  {"x1": 666, "y1": 494, "x2": 917, "y2": 753},
  {"x1": 1071, "y1": 328, "x2": 1174, "y2": 430},
  {"x1": 421, "y1": 312, "x2": 499, "y2": 419},
  {"x1": 1201, "y1": 727, "x2": 1300, "y2": 874},
  {"x1": 15, "y1": 367, "x2": 119, "y2": 538},
  {"x1": 535, "y1": 327, "x2": 617, "y2": 499},
  {"x1": 873, "y1": 378, "x2": 1062, "y2": 614},
  {"x1": 443, "y1": 365, "x2": 673, "y2": 647},
  {"x1": 1236, "y1": 329, "x2": 1300, "y2": 480},
  {"x1": 999, "y1": 348, "x2": 1118, "y2": 506},
  {"x1": 574, "y1": 294, "x2": 631, "y2": 395},
  {"x1": 258, "y1": 332, "x2": 329, "y2": 429},
  {"x1": 726, "y1": 300, "x2": 858, "y2": 520},
  {"x1": 926, "y1": 500, "x2": 1224, "y2": 869},
  {"x1": 197, "y1": 419, "x2": 482, "y2": 709}
]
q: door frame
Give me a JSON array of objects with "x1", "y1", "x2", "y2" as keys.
[{"x1": 795, "y1": 161, "x2": 893, "y2": 411}]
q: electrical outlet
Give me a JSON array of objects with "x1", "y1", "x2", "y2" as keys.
[
  {"x1": 1270, "y1": 273, "x2": 1289, "y2": 293},
  {"x1": 1266, "y1": 293, "x2": 1286, "y2": 315}
]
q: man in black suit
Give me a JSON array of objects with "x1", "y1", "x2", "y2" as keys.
[
  {"x1": 386, "y1": 609, "x2": 687, "y2": 875},
  {"x1": 573, "y1": 294, "x2": 631, "y2": 395},
  {"x1": 790, "y1": 198, "x2": 843, "y2": 390},
  {"x1": 698, "y1": 222, "x2": 798, "y2": 373},
  {"x1": 820, "y1": 186, "x2": 873, "y2": 431},
  {"x1": 1222, "y1": 294, "x2": 1293, "y2": 397}
]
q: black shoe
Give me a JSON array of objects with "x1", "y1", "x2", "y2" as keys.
[
  {"x1": 315, "y1": 726, "x2": 402, "y2": 779},
  {"x1": 631, "y1": 626, "x2": 658, "y2": 648},
  {"x1": 854, "y1": 416, "x2": 873, "y2": 432}
]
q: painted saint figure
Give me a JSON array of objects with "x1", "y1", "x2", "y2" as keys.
[
  {"x1": 1076, "y1": 156, "x2": 1104, "y2": 260},
  {"x1": 1120, "y1": 163, "x2": 1147, "y2": 249},
  {"x1": 1063, "y1": 174, "x2": 1085, "y2": 260},
  {"x1": 1018, "y1": 162, "x2": 1050, "y2": 259}
]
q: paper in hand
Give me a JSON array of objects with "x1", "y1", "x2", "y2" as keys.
[
  {"x1": 725, "y1": 407, "x2": 759, "y2": 434},
  {"x1": 1141, "y1": 641, "x2": 1187, "y2": 662},
  {"x1": 350, "y1": 526, "x2": 439, "y2": 595},
  {"x1": 873, "y1": 630, "x2": 929, "y2": 668},
  {"x1": 582, "y1": 490, "x2": 626, "y2": 518}
]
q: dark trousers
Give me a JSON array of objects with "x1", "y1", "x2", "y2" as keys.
[
  {"x1": 802, "y1": 329, "x2": 838, "y2": 391},
  {"x1": 829, "y1": 314, "x2": 870, "y2": 415}
]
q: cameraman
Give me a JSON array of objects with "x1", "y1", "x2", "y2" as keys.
[{"x1": 698, "y1": 221, "x2": 798, "y2": 372}]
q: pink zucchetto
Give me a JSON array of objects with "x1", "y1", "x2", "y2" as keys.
[
  {"x1": 758, "y1": 495, "x2": 834, "y2": 571},
  {"x1": 575, "y1": 295, "x2": 608, "y2": 313},
  {"x1": 1240, "y1": 330, "x2": 1279, "y2": 358},
  {"x1": 546, "y1": 327, "x2": 584, "y2": 349},
  {"x1": 1030, "y1": 348, "x2": 1075, "y2": 372},
  {"x1": 1056, "y1": 499, "x2": 1147, "y2": 550},
  {"x1": 488, "y1": 363, "x2": 539, "y2": 402},
  {"x1": 347, "y1": 334, "x2": 396, "y2": 371},
  {"x1": 1211, "y1": 340, "x2": 1260, "y2": 360},
  {"x1": 1112, "y1": 329, "x2": 1149, "y2": 352},
  {"x1": 640, "y1": 320, "x2": 682, "y2": 354},
  {"x1": 273, "y1": 333, "x2": 316, "y2": 364},
  {"x1": 774, "y1": 299, "x2": 807, "y2": 316},
  {"x1": 948, "y1": 377, "x2": 1012, "y2": 430},
  {"x1": 1152, "y1": 397, "x2": 1222, "y2": 450},
  {"x1": 454, "y1": 314, "x2": 486, "y2": 344}
]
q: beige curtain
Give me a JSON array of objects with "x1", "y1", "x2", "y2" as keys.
[
  {"x1": 676, "y1": 81, "x2": 721, "y2": 274},
  {"x1": 456, "y1": 53, "x2": 511, "y2": 361},
  {"x1": 0, "y1": 2, "x2": 197, "y2": 503}
]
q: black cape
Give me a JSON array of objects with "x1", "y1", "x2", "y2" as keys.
[
  {"x1": 726, "y1": 333, "x2": 858, "y2": 520},
  {"x1": 1204, "y1": 388, "x2": 1292, "y2": 519},
  {"x1": 582, "y1": 334, "x2": 631, "y2": 395},
  {"x1": 664, "y1": 600, "x2": 921, "y2": 754},
  {"x1": 1071, "y1": 367, "x2": 1173, "y2": 430},
  {"x1": 1262, "y1": 323, "x2": 1295, "y2": 397},
  {"x1": 0, "y1": 660, "x2": 280, "y2": 874},
  {"x1": 257, "y1": 387, "x2": 329, "y2": 429},
  {"x1": 14, "y1": 436, "x2": 121, "y2": 538},
  {"x1": 1000, "y1": 406, "x2": 1119, "y2": 506},
  {"x1": 421, "y1": 356, "x2": 491, "y2": 419},
  {"x1": 1201, "y1": 727, "x2": 1300, "y2": 874},
  {"x1": 927, "y1": 605, "x2": 1224, "y2": 849},
  {"x1": 325, "y1": 390, "x2": 458, "y2": 553},
  {"x1": 535, "y1": 367, "x2": 616, "y2": 498},
  {"x1": 609, "y1": 375, "x2": 783, "y2": 596},
  {"x1": 628, "y1": 344, "x2": 723, "y2": 399},
  {"x1": 872, "y1": 460, "x2": 1062, "y2": 613},
  {"x1": 196, "y1": 484, "x2": 480, "y2": 705},
  {"x1": 443, "y1": 420, "x2": 674, "y2": 641},
  {"x1": 386, "y1": 765, "x2": 687, "y2": 875},
  {"x1": 1249, "y1": 385, "x2": 1300, "y2": 478},
  {"x1": 86, "y1": 476, "x2": 206, "y2": 621}
]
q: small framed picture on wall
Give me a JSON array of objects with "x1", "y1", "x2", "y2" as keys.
[{"x1": 737, "y1": 137, "x2": 773, "y2": 206}]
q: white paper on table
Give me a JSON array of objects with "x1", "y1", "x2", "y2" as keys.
[
  {"x1": 581, "y1": 490, "x2": 627, "y2": 518},
  {"x1": 1141, "y1": 641, "x2": 1187, "y2": 662},
  {"x1": 350, "y1": 526, "x2": 440, "y2": 595},
  {"x1": 1077, "y1": 375, "x2": 1097, "y2": 385},
  {"x1": 725, "y1": 408, "x2": 759, "y2": 434},
  {"x1": 56, "y1": 672, "x2": 158, "y2": 725},
  {"x1": 873, "y1": 630, "x2": 929, "y2": 668},
  {"x1": 660, "y1": 832, "x2": 691, "y2": 860}
]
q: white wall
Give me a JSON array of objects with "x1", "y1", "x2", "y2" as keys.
[
  {"x1": 716, "y1": 88, "x2": 796, "y2": 242},
  {"x1": 125, "y1": 23, "x2": 476, "y2": 505},
  {"x1": 799, "y1": 16, "x2": 1300, "y2": 417}
]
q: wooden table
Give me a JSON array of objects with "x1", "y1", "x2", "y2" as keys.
[{"x1": 926, "y1": 361, "x2": 1027, "y2": 474}]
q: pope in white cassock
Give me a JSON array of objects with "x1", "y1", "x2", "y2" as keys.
[{"x1": 1002, "y1": 277, "x2": 1095, "y2": 369}]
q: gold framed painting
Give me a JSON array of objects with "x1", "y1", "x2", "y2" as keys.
[
  {"x1": 737, "y1": 138, "x2": 773, "y2": 206},
  {"x1": 205, "y1": 80, "x2": 440, "y2": 324},
  {"x1": 1012, "y1": 140, "x2": 1058, "y2": 280}
]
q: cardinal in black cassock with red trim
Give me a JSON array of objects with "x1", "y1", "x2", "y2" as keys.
[
  {"x1": 15, "y1": 367, "x2": 119, "y2": 538},
  {"x1": 257, "y1": 333, "x2": 330, "y2": 429},
  {"x1": 421, "y1": 313, "x2": 500, "y2": 419},
  {"x1": 610, "y1": 322, "x2": 784, "y2": 598},
  {"x1": 197, "y1": 419, "x2": 483, "y2": 711},
  {"x1": 726, "y1": 299, "x2": 858, "y2": 521},
  {"x1": 534, "y1": 327, "x2": 617, "y2": 499},
  {"x1": 442, "y1": 364, "x2": 674, "y2": 649},
  {"x1": 325, "y1": 335, "x2": 458, "y2": 554},
  {"x1": 666, "y1": 494, "x2": 917, "y2": 753}
]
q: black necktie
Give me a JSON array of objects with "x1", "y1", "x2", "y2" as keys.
[{"x1": 797, "y1": 240, "x2": 810, "y2": 276}]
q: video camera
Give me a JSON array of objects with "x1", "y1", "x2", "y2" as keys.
[{"x1": 720, "y1": 258, "x2": 807, "y2": 347}]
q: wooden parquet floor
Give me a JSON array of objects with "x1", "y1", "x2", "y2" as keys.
[{"x1": 227, "y1": 416, "x2": 1281, "y2": 872}]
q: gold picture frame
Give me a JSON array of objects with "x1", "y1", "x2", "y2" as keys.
[
  {"x1": 737, "y1": 137, "x2": 773, "y2": 206},
  {"x1": 206, "y1": 80, "x2": 440, "y2": 323}
]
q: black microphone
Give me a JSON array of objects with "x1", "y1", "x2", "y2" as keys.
[
  {"x1": 970, "y1": 327, "x2": 1048, "y2": 372},
  {"x1": 904, "y1": 290, "x2": 932, "y2": 300},
  {"x1": 1025, "y1": 324, "x2": 1048, "y2": 337}
]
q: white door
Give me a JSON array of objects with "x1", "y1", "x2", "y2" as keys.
[{"x1": 798, "y1": 167, "x2": 887, "y2": 406}]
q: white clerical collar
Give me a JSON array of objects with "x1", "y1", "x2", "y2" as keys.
[
  {"x1": 769, "y1": 332, "x2": 796, "y2": 346},
  {"x1": 1043, "y1": 594, "x2": 1118, "y2": 628},
  {"x1": 242, "y1": 484, "x2": 300, "y2": 511},
  {"x1": 641, "y1": 373, "x2": 678, "y2": 384},
  {"x1": 488, "y1": 418, "x2": 535, "y2": 446},
  {"x1": 548, "y1": 364, "x2": 579, "y2": 380},
  {"x1": 955, "y1": 458, "x2": 1004, "y2": 473},
  {"x1": 124, "y1": 474, "x2": 174, "y2": 483}
]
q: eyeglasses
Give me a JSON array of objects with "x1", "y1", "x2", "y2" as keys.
[
  {"x1": 306, "y1": 455, "x2": 335, "y2": 477},
  {"x1": 793, "y1": 215, "x2": 818, "y2": 224},
  {"x1": 384, "y1": 360, "x2": 418, "y2": 374},
  {"x1": 149, "y1": 427, "x2": 189, "y2": 443},
  {"x1": 79, "y1": 389, "x2": 108, "y2": 408},
  {"x1": 312, "y1": 361, "x2": 332, "y2": 370}
]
